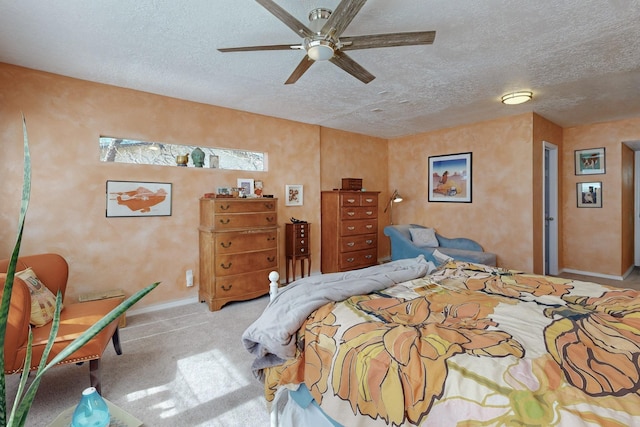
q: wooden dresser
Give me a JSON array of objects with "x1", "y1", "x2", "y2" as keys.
[
  {"x1": 198, "y1": 198, "x2": 278, "y2": 311},
  {"x1": 321, "y1": 190, "x2": 379, "y2": 273}
]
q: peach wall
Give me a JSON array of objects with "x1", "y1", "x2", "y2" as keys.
[
  {"x1": 0, "y1": 63, "x2": 327, "y2": 308},
  {"x1": 319, "y1": 127, "x2": 390, "y2": 258},
  {"x1": 562, "y1": 117, "x2": 640, "y2": 276},
  {"x1": 388, "y1": 114, "x2": 536, "y2": 271},
  {"x1": 532, "y1": 114, "x2": 563, "y2": 274}
]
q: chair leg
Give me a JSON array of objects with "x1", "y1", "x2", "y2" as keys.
[
  {"x1": 112, "y1": 327, "x2": 122, "y2": 355},
  {"x1": 89, "y1": 359, "x2": 101, "y2": 395}
]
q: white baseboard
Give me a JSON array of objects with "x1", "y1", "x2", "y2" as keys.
[
  {"x1": 560, "y1": 268, "x2": 627, "y2": 281},
  {"x1": 127, "y1": 296, "x2": 199, "y2": 317}
]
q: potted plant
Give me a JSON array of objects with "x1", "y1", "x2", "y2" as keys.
[{"x1": 0, "y1": 116, "x2": 159, "y2": 426}]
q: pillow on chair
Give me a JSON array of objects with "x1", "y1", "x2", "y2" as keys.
[
  {"x1": 409, "y1": 227, "x2": 439, "y2": 247},
  {"x1": 14, "y1": 267, "x2": 61, "y2": 327}
]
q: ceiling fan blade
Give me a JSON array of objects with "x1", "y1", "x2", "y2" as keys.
[
  {"x1": 321, "y1": 0, "x2": 367, "y2": 37},
  {"x1": 285, "y1": 56, "x2": 315, "y2": 85},
  {"x1": 256, "y1": 0, "x2": 314, "y2": 38},
  {"x1": 218, "y1": 44, "x2": 302, "y2": 53},
  {"x1": 340, "y1": 31, "x2": 436, "y2": 51},
  {"x1": 329, "y1": 51, "x2": 375, "y2": 84}
]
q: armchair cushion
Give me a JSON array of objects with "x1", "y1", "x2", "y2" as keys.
[
  {"x1": 409, "y1": 227, "x2": 439, "y2": 247},
  {"x1": 15, "y1": 267, "x2": 61, "y2": 327}
]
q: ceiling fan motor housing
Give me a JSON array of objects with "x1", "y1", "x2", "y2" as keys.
[{"x1": 308, "y1": 7, "x2": 331, "y2": 33}]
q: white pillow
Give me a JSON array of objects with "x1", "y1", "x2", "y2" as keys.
[
  {"x1": 409, "y1": 227, "x2": 439, "y2": 247},
  {"x1": 432, "y1": 249, "x2": 454, "y2": 265}
]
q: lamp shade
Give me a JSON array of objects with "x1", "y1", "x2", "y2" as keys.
[{"x1": 501, "y1": 91, "x2": 533, "y2": 105}]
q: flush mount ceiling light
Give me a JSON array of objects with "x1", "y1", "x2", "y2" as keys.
[{"x1": 501, "y1": 91, "x2": 533, "y2": 105}]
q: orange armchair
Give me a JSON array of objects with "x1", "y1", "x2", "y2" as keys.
[{"x1": 0, "y1": 253, "x2": 122, "y2": 394}]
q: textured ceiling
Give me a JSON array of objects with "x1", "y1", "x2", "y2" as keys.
[{"x1": 1, "y1": 0, "x2": 639, "y2": 139}]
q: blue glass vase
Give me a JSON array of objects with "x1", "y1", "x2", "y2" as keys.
[{"x1": 71, "y1": 387, "x2": 110, "y2": 427}]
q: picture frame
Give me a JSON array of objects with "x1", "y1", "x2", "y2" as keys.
[
  {"x1": 237, "y1": 178, "x2": 254, "y2": 197},
  {"x1": 285, "y1": 184, "x2": 303, "y2": 206},
  {"x1": 106, "y1": 181, "x2": 172, "y2": 217},
  {"x1": 575, "y1": 147, "x2": 605, "y2": 175},
  {"x1": 577, "y1": 182, "x2": 602, "y2": 208},
  {"x1": 428, "y1": 152, "x2": 472, "y2": 203}
]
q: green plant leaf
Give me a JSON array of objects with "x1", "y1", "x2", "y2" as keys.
[{"x1": 0, "y1": 114, "x2": 31, "y2": 426}]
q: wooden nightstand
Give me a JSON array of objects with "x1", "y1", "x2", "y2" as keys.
[{"x1": 285, "y1": 222, "x2": 311, "y2": 284}]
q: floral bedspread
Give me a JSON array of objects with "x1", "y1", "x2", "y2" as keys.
[{"x1": 264, "y1": 261, "x2": 640, "y2": 426}]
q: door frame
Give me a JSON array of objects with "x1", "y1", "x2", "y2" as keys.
[{"x1": 544, "y1": 142, "x2": 559, "y2": 275}]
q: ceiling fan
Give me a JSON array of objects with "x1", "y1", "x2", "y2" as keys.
[{"x1": 218, "y1": 0, "x2": 436, "y2": 84}]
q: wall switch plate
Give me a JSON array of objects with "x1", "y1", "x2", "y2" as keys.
[{"x1": 186, "y1": 269, "x2": 194, "y2": 287}]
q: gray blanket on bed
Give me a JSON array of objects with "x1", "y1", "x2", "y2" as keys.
[{"x1": 242, "y1": 256, "x2": 432, "y2": 379}]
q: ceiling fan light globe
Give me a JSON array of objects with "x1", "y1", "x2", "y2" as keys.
[
  {"x1": 307, "y1": 40, "x2": 334, "y2": 61},
  {"x1": 501, "y1": 91, "x2": 533, "y2": 105}
]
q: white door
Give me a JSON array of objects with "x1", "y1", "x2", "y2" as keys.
[{"x1": 544, "y1": 142, "x2": 559, "y2": 275}]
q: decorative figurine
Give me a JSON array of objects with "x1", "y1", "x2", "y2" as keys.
[{"x1": 191, "y1": 147, "x2": 205, "y2": 167}]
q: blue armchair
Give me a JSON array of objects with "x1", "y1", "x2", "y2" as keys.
[{"x1": 383, "y1": 224, "x2": 497, "y2": 266}]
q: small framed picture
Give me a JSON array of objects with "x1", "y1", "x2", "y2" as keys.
[
  {"x1": 285, "y1": 184, "x2": 303, "y2": 206},
  {"x1": 577, "y1": 182, "x2": 602, "y2": 208},
  {"x1": 106, "y1": 181, "x2": 172, "y2": 217},
  {"x1": 428, "y1": 152, "x2": 472, "y2": 203},
  {"x1": 237, "y1": 178, "x2": 254, "y2": 197},
  {"x1": 575, "y1": 148, "x2": 605, "y2": 175}
]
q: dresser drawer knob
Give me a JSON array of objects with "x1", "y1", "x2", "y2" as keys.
[
  {"x1": 221, "y1": 284, "x2": 233, "y2": 291},
  {"x1": 220, "y1": 204, "x2": 230, "y2": 210},
  {"x1": 347, "y1": 212, "x2": 355, "y2": 216},
  {"x1": 346, "y1": 257, "x2": 355, "y2": 263},
  {"x1": 300, "y1": 240, "x2": 305, "y2": 244},
  {"x1": 346, "y1": 199, "x2": 356, "y2": 204},
  {"x1": 365, "y1": 225, "x2": 373, "y2": 229},
  {"x1": 300, "y1": 248, "x2": 305, "y2": 253},
  {"x1": 220, "y1": 242, "x2": 232, "y2": 248},
  {"x1": 267, "y1": 236, "x2": 276, "y2": 241},
  {"x1": 365, "y1": 255, "x2": 373, "y2": 259},
  {"x1": 220, "y1": 262, "x2": 232, "y2": 269},
  {"x1": 267, "y1": 256, "x2": 276, "y2": 262},
  {"x1": 347, "y1": 242, "x2": 355, "y2": 247},
  {"x1": 219, "y1": 218, "x2": 231, "y2": 225},
  {"x1": 266, "y1": 216, "x2": 275, "y2": 222},
  {"x1": 366, "y1": 240, "x2": 373, "y2": 245},
  {"x1": 366, "y1": 211, "x2": 373, "y2": 215},
  {"x1": 365, "y1": 198, "x2": 373, "y2": 203},
  {"x1": 347, "y1": 226, "x2": 355, "y2": 231},
  {"x1": 265, "y1": 203, "x2": 274, "y2": 209}
]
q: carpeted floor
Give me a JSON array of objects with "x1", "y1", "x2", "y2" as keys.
[{"x1": 6, "y1": 295, "x2": 272, "y2": 426}]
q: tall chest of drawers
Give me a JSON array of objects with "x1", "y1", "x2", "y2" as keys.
[
  {"x1": 321, "y1": 190, "x2": 379, "y2": 273},
  {"x1": 199, "y1": 198, "x2": 278, "y2": 311}
]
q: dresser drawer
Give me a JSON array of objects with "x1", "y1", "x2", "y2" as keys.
[
  {"x1": 214, "y1": 268, "x2": 273, "y2": 298},
  {"x1": 214, "y1": 212, "x2": 277, "y2": 229},
  {"x1": 215, "y1": 249, "x2": 278, "y2": 276},
  {"x1": 340, "y1": 219, "x2": 377, "y2": 236},
  {"x1": 215, "y1": 230, "x2": 277, "y2": 254},
  {"x1": 339, "y1": 248, "x2": 377, "y2": 270},
  {"x1": 341, "y1": 206, "x2": 377, "y2": 220},
  {"x1": 340, "y1": 193, "x2": 378, "y2": 207},
  {"x1": 292, "y1": 243, "x2": 309, "y2": 256},
  {"x1": 293, "y1": 223, "x2": 310, "y2": 237},
  {"x1": 340, "y1": 234, "x2": 377, "y2": 252},
  {"x1": 214, "y1": 200, "x2": 276, "y2": 213}
]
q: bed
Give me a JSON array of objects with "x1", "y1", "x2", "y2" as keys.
[{"x1": 243, "y1": 256, "x2": 640, "y2": 426}]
